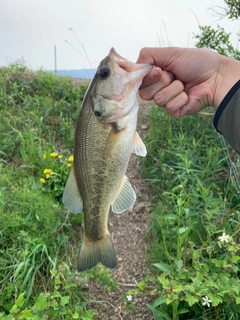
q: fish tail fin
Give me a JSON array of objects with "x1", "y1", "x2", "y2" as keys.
[{"x1": 77, "y1": 233, "x2": 117, "y2": 272}]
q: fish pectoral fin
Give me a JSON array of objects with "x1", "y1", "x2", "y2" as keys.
[
  {"x1": 104, "y1": 127, "x2": 125, "y2": 158},
  {"x1": 62, "y1": 166, "x2": 83, "y2": 213},
  {"x1": 111, "y1": 175, "x2": 136, "y2": 214},
  {"x1": 132, "y1": 131, "x2": 147, "y2": 157}
]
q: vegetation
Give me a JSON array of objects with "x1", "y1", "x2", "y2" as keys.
[
  {"x1": 131, "y1": 106, "x2": 240, "y2": 319},
  {"x1": 0, "y1": 64, "x2": 100, "y2": 319}
]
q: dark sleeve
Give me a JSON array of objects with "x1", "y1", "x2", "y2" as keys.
[{"x1": 213, "y1": 80, "x2": 240, "y2": 154}]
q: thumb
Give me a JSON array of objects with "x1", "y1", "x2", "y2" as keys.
[{"x1": 136, "y1": 47, "x2": 185, "y2": 71}]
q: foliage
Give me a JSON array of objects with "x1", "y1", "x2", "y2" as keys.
[
  {"x1": 85, "y1": 265, "x2": 119, "y2": 292},
  {"x1": 0, "y1": 166, "x2": 84, "y2": 310},
  {"x1": 195, "y1": 25, "x2": 240, "y2": 60},
  {"x1": 39, "y1": 152, "x2": 73, "y2": 201},
  {"x1": 0, "y1": 62, "x2": 88, "y2": 168},
  {"x1": 195, "y1": 0, "x2": 240, "y2": 60},
  {"x1": 0, "y1": 266, "x2": 96, "y2": 320},
  {"x1": 0, "y1": 64, "x2": 98, "y2": 317},
  {"x1": 220, "y1": 0, "x2": 240, "y2": 20},
  {"x1": 130, "y1": 106, "x2": 240, "y2": 319}
]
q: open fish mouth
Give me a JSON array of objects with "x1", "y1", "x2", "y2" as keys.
[{"x1": 109, "y1": 47, "x2": 152, "y2": 81}]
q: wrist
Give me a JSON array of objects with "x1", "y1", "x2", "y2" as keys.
[{"x1": 214, "y1": 55, "x2": 240, "y2": 108}]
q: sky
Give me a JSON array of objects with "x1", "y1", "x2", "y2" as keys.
[{"x1": 0, "y1": 0, "x2": 239, "y2": 71}]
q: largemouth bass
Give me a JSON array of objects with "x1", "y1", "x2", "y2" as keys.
[{"x1": 63, "y1": 48, "x2": 152, "y2": 272}]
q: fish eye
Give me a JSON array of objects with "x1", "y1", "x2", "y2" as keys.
[{"x1": 99, "y1": 67, "x2": 110, "y2": 79}]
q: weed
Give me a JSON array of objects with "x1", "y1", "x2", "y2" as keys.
[
  {"x1": 131, "y1": 105, "x2": 240, "y2": 319},
  {"x1": 0, "y1": 65, "x2": 90, "y2": 317},
  {"x1": 39, "y1": 151, "x2": 73, "y2": 202},
  {"x1": 0, "y1": 266, "x2": 96, "y2": 320}
]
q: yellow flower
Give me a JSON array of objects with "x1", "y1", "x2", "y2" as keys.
[
  {"x1": 45, "y1": 174, "x2": 50, "y2": 179},
  {"x1": 50, "y1": 152, "x2": 58, "y2": 157},
  {"x1": 44, "y1": 169, "x2": 52, "y2": 174},
  {"x1": 40, "y1": 178, "x2": 46, "y2": 183},
  {"x1": 42, "y1": 154, "x2": 47, "y2": 159},
  {"x1": 58, "y1": 155, "x2": 63, "y2": 159},
  {"x1": 67, "y1": 163, "x2": 72, "y2": 167},
  {"x1": 68, "y1": 155, "x2": 74, "y2": 162},
  {"x1": 179, "y1": 184, "x2": 183, "y2": 189}
]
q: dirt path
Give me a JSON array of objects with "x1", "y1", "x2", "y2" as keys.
[{"x1": 87, "y1": 103, "x2": 155, "y2": 320}]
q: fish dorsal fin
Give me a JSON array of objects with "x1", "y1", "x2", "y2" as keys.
[
  {"x1": 111, "y1": 176, "x2": 136, "y2": 214},
  {"x1": 132, "y1": 131, "x2": 147, "y2": 157},
  {"x1": 62, "y1": 166, "x2": 83, "y2": 213}
]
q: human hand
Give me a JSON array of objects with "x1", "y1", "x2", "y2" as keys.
[{"x1": 137, "y1": 47, "x2": 239, "y2": 118}]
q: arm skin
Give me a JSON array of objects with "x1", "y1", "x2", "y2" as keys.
[{"x1": 136, "y1": 47, "x2": 240, "y2": 119}]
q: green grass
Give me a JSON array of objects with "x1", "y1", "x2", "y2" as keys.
[
  {"x1": 134, "y1": 105, "x2": 240, "y2": 319},
  {"x1": 0, "y1": 64, "x2": 97, "y2": 319}
]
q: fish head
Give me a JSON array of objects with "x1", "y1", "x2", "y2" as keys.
[{"x1": 91, "y1": 48, "x2": 152, "y2": 123}]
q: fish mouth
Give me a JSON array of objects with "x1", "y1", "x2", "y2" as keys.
[{"x1": 108, "y1": 47, "x2": 152, "y2": 82}]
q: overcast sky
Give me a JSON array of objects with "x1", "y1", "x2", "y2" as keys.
[{"x1": 0, "y1": 0, "x2": 239, "y2": 70}]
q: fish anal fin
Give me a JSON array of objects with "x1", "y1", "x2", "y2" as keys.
[
  {"x1": 111, "y1": 176, "x2": 136, "y2": 214},
  {"x1": 77, "y1": 233, "x2": 117, "y2": 272},
  {"x1": 62, "y1": 166, "x2": 83, "y2": 213},
  {"x1": 132, "y1": 131, "x2": 147, "y2": 157}
]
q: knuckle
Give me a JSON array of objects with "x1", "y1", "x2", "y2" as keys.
[
  {"x1": 154, "y1": 93, "x2": 165, "y2": 106},
  {"x1": 139, "y1": 88, "x2": 152, "y2": 101}
]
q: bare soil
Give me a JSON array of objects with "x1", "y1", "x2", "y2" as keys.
[{"x1": 87, "y1": 102, "x2": 155, "y2": 320}]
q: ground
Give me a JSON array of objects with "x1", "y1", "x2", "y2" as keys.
[{"x1": 87, "y1": 102, "x2": 156, "y2": 319}]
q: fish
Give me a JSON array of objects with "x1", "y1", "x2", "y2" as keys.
[{"x1": 62, "y1": 48, "x2": 152, "y2": 272}]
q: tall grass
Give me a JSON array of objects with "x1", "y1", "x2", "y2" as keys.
[
  {"x1": 136, "y1": 105, "x2": 240, "y2": 319},
  {"x1": 0, "y1": 64, "x2": 97, "y2": 318}
]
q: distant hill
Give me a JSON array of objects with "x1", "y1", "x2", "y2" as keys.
[{"x1": 48, "y1": 69, "x2": 96, "y2": 79}]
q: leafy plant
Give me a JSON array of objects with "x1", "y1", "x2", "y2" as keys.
[
  {"x1": 39, "y1": 151, "x2": 73, "y2": 202},
  {"x1": 135, "y1": 105, "x2": 240, "y2": 319},
  {"x1": 0, "y1": 266, "x2": 96, "y2": 320},
  {"x1": 0, "y1": 66, "x2": 90, "y2": 317},
  {"x1": 195, "y1": 25, "x2": 240, "y2": 60}
]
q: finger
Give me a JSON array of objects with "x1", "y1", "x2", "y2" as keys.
[
  {"x1": 153, "y1": 80, "x2": 184, "y2": 106},
  {"x1": 140, "y1": 70, "x2": 175, "y2": 101},
  {"x1": 163, "y1": 91, "x2": 189, "y2": 118},
  {"x1": 140, "y1": 67, "x2": 162, "y2": 88}
]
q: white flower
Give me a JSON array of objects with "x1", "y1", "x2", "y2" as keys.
[
  {"x1": 218, "y1": 232, "x2": 230, "y2": 243},
  {"x1": 126, "y1": 294, "x2": 132, "y2": 302},
  {"x1": 202, "y1": 296, "x2": 212, "y2": 307}
]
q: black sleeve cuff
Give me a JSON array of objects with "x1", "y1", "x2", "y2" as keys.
[{"x1": 213, "y1": 80, "x2": 240, "y2": 154}]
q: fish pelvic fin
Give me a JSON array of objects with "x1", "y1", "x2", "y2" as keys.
[
  {"x1": 62, "y1": 166, "x2": 83, "y2": 213},
  {"x1": 132, "y1": 131, "x2": 147, "y2": 157},
  {"x1": 77, "y1": 233, "x2": 117, "y2": 272},
  {"x1": 111, "y1": 176, "x2": 136, "y2": 214}
]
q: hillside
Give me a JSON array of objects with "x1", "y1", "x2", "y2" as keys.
[{"x1": 48, "y1": 68, "x2": 96, "y2": 79}]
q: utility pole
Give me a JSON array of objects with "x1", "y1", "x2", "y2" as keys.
[{"x1": 54, "y1": 45, "x2": 57, "y2": 75}]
